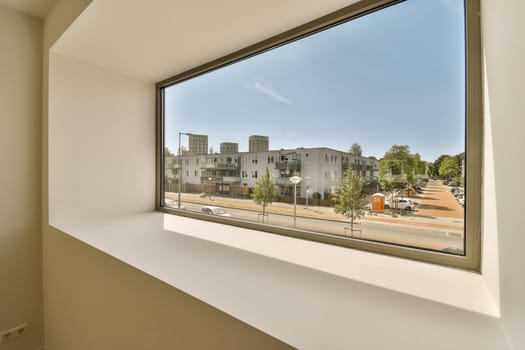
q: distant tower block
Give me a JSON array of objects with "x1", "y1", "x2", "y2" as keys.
[
  {"x1": 188, "y1": 134, "x2": 208, "y2": 155},
  {"x1": 220, "y1": 142, "x2": 239, "y2": 154},
  {"x1": 249, "y1": 135, "x2": 269, "y2": 152}
]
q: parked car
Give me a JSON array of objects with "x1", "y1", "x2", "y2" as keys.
[
  {"x1": 384, "y1": 198, "x2": 416, "y2": 211},
  {"x1": 454, "y1": 189, "x2": 465, "y2": 198},
  {"x1": 412, "y1": 185, "x2": 424, "y2": 193},
  {"x1": 200, "y1": 206, "x2": 231, "y2": 217}
]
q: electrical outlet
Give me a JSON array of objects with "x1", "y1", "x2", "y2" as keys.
[{"x1": 0, "y1": 323, "x2": 28, "y2": 344}]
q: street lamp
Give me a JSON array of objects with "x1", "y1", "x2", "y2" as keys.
[
  {"x1": 289, "y1": 175, "x2": 302, "y2": 228},
  {"x1": 178, "y1": 132, "x2": 192, "y2": 208},
  {"x1": 306, "y1": 188, "x2": 311, "y2": 209},
  {"x1": 303, "y1": 177, "x2": 310, "y2": 209}
]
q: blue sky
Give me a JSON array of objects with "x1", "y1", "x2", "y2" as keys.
[{"x1": 165, "y1": 0, "x2": 465, "y2": 162}]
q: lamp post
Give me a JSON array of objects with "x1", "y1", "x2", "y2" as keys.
[
  {"x1": 178, "y1": 132, "x2": 192, "y2": 209},
  {"x1": 306, "y1": 188, "x2": 310, "y2": 209},
  {"x1": 289, "y1": 176, "x2": 302, "y2": 228},
  {"x1": 303, "y1": 177, "x2": 310, "y2": 209}
]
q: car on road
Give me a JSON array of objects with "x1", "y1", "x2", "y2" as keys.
[
  {"x1": 457, "y1": 194, "x2": 465, "y2": 207},
  {"x1": 384, "y1": 198, "x2": 416, "y2": 211},
  {"x1": 200, "y1": 206, "x2": 231, "y2": 217}
]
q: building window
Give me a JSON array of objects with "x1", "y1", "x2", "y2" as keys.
[{"x1": 157, "y1": 0, "x2": 482, "y2": 271}]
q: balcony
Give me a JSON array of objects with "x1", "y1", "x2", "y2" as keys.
[
  {"x1": 276, "y1": 177, "x2": 299, "y2": 186},
  {"x1": 201, "y1": 176, "x2": 241, "y2": 183},
  {"x1": 201, "y1": 163, "x2": 240, "y2": 170},
  {"x1": 216, "y1": 163, "x2": 240, "y2": 170},
  {"x1": 275, "y1": 160, "x2": 301, "y2": 171}
]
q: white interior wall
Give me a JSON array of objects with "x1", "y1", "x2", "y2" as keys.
[
  {"x1": 48, "y1": 53, "x2": 154, "y2": 223},
  {"x1": 482, "y1": 1, "x2": 525, "y2": 348},
  {"x1": 0, "y1": 5, "x2": 43, "y2": 350}
]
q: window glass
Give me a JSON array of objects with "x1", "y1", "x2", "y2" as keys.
[{"x1": 158, "y1": 0, "x2": 481, "y2": 270}]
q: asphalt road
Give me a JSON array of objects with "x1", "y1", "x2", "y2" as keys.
[{"x1": 176, "y1": 202, "x2": 463, "y2": 252}]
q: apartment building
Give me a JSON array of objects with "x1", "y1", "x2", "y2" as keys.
[{"x1": 169, "y1": 140, "x2": 379, "y2": 198}]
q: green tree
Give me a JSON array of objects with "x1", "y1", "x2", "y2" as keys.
[
  {"x1": 164, "y1": 147, "x2": 174, "y2": 157},
  {"x1": 349, "y1": 143, "x2": 363, "y2": 156},
  {"x1": 429, "y1": 154, "x2": 450, "y2": 177},
  {"x1": 439, "y1": 156, "x2": 460, "y2": 179},
  {"x1": 333, "y1": 168, "x2": 367, "y2": 233},
  {"x1": 252, "y1": 167, "x2": 277, "y2": 222},
  {"x1": 379, "y1": 145, "x2": 413, "y2": 186}
]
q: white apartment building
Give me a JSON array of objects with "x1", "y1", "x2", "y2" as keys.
[{"x1": 167, "y1": 146, "x2": 379, "y2": 198}]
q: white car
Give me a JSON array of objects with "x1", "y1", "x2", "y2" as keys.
[
  {"x1": 200, "y1": 206, "x2": 232, "y2": 217},
  {"x1": 457, "y1": 195, "x2": 465, "y2": 207},
  {"x1": 384, "y1": 198, "x2": 416, "y2": 211}
]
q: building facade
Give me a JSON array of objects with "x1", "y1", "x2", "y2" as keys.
[{"x1": 167, "y1": 141, "x2": 379, "y2": 199}]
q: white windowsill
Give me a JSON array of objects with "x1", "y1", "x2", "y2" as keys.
[{"x1": 51, "y1": 211, "x2": 499, "y2": 318}]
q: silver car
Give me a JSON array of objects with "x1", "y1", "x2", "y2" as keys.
[
  {"x1": 200, "y1": 206, "x2": 232, "y2": 217},
  {"x1": 384, "y1": 198, "x2": 415, "y2": 211}
]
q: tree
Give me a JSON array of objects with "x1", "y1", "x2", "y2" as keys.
[
  {"x1": 379, "y1": 145, "x2": 413, "y2": 186},
  {"x1": 252, "y1": 167, "x2": 277, "y2": 222},
  {"x1": 429, "y1": 154, "x2": 450, "y2": 177},
  {"x1": 379, "y1": 178, "x2": 406, "y2": 210},
  {"x1": 333, "y1": 168, "x2": 367, "y2": 233},
  {"x1": 432, "y1": 152, "x2": 463, "y2": 180},
  {"x1": 177, "y1": 145, "x2": 187, "y2": 155},
  {"x1": 349, "y1": 143, "x2": 363, "y2": 156},
  {"x1": 439, "y1": 156, "x2": 460, "y2": 179},
  {"x1": 378, "y1": 144, "x2": 429, "y2": 186},
  {"x1": 164, "y1": 147, "x2": 174, "y2": 157}
]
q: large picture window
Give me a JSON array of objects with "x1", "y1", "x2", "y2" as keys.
[{"x1": 156, "y1": 0, "x2": 481, "y2": 271}]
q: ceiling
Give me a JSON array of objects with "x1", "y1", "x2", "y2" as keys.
[
  {"x1": 0, "y1": 0, "x2": 57, "y2": 18},
  {"x1": 51, "y1": 0, "x2": 359, "y2": 83}
]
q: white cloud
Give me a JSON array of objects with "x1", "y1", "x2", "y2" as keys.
[{"x1": 244, "y1": 80, "x2": 291, "y2": 105}]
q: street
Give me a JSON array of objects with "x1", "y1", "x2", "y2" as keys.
[{"x1": 166, "y1": 179, "x2": 464, "y2": 254}]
